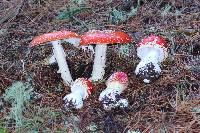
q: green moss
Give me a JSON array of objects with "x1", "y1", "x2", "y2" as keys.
[
  {"x1": 3, "y1": 81, "x2": 33, "y2": 127},
  {"x1": 56, "y1": 7, "x2": 90, "y2": 20},
  {"x1": 0, "y1": 127, "x2": 7, "y2": 133},
  {"x1": 109, "y1": 0, "x2": 141, "y2": 24}
]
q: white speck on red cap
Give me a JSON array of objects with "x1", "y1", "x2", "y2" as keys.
[{"x1": 137, "y1": 34, "x2": 168, "y2": 48}]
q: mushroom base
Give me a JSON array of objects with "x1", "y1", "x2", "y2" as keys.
[
  {"x1": 63, "y1": 92, "x2": 83, "y2": 109},
  {"x1": 99, "y1": 83, "x2": 128, "y2": 110},
  {"x1": 99, "y1": 93, "x2": 128, "y2": 110},
  {"x1": 135, "y1": 61, "x2": 161, "y2": 83},
  {"x1": 63, "y1": 78, "x2": 91, "y2": 109}
]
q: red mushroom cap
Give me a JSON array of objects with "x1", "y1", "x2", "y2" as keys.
[
  {"x1": 136, "y1": 34, "x2": 169, "y2": 61},
  {"x1": 29, "y1": 30, "x2": 79, "y2": 47},
  {"x1": 106, "y1": 72, "x2": 128, "y2": 87},
  {"x1": 136, "y1": 34, "x2": 168, "y2": 48},
  {"x1": 80, "y1": 30, "x2": 132, "y2": 45},
  {"x1": 76, "y1": 78, "x2": 93, "y2": 95}
]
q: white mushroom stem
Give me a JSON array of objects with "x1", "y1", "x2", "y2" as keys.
[
  {"x1": 63, "y1": 90, "x2": 84, "y2": 109},
  {"x1": 51, "y1": 40, "x2": 73, "y2": 86},
  {"x1": 99, "y1": 82, "x2": 128, "y2": 110},
  {"x1": 135, "y1": 48, "x2": 162, "y2": 75},
  {"x1": 140, "y1": 48, "x2": 160, "y2": 63},
  {"x1": 63, "y1": 79, "x2": 88, "y2": 109},
  {"x1": 49, "y1": 54, "x2": 57, "y2": 64},
  {"x1": 99, "y1": 82, "x2": 124, "y2": 100},
  {"x1": 135, "y1": 47, "x2": 164, "y2": 83},
  {"x1": 90, "y1": 45, "x2": 107, "y2": 81}
]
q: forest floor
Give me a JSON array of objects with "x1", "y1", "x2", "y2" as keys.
[{"x1": 0, "y1": 0, "x2": 200, "y2": 132}]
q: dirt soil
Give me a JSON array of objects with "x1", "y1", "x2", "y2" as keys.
[{"x1": 0, "y1": 0, "x2": 200, "y2": 132}]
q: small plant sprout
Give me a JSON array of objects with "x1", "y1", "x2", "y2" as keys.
[
  {"x1": 135, "y1": 34, "x2": 169, "y2": 83},
  {"x1": 63, "y1": 78, "x2": 93, "y2": 109},
  {"x1": 99, "y1": 72, "x2": 129, "y2": 110},
  {"x1": 80, "y1": 30, "x2": 132, "y2": 82},
  {"x1": 29, "y1": 30, "x2": 80, "y2": 86}
]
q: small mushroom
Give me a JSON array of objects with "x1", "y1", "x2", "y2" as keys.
[
  {"x1": 80, "y1": 30, "x2": 132, "y2": 81},
  {"x1": 29, "y1": 30, "x2": 80, "y2": 86},
  {"x1": 135, "y1": 34, "x2": 169, "y2": 83},
  {"x1": 63, "y1": 78, "x2": 93, "y2": 109},
  {"x1": 99, "y1": 72, "x2": 129, "y2": 110}
]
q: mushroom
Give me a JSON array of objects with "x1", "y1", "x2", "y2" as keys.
[
  {"x1": 63, "y1": 78, "x2": 93, "y2": 109},
  {"x1": 135, "y1": 34, "x2": 168, "y2": 83},
  {"x1": 99, "y1": 71, "x2": 129, "y2": 110},
  {"x1": 80, "y1": 30, "x2": 132, "y2": 81},
  {"x1": 29, "y1": 30, "x2": 80, "y2": 86}
]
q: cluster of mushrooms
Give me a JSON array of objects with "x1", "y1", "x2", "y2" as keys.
[{"x1": 29, "y1": 30, "x2": 169, "y2": 110}]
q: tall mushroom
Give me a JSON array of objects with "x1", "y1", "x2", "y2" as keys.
[
  {"x1": 99, "y1": 71, "x2": 129, "y2": 110},
  {"x1": 80, "y1": 30, "x2": 132, "y2": 81},
  {"x1": 63, "y1": 78, "x2": 93, "y2": 109},
  {"x1": 29, "y1": 30, "x2": 80, "y2": 86},
  {"x1": 135, "y1": 34, "x2": 169, "y2": 83}
]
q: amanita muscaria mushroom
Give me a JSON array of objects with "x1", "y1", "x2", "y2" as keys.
[
  {"x1": 29, "y1": 30, "x2": 80, "y2": 86},
  {"x1": 99, "y1": 72, "x2": 129, "y2": 110},
  {"x1": 135, "y1": 34, "x2": 169, "y2": 83},
  {"x1": 63, "y1": 78, "x2": 93, "y2": 109},
  {"x1": 80, "y1": 30, "x2": 132, "y2": 81}
]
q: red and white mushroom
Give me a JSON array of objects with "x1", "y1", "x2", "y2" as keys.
[
  {"x1": 99, "y1": 72, "x2": 129, "y2": 110},
  {"x1": 63, "y1": 78, "x2": 93, "y2": 109},
  {"x1": 80, "y1": 30, "x2": 132, "y2": 81},
  {"x1": 135, "y1": 34, "x2": 169, "y2": 83},
  {"x1": 29, "y1": 30, "x2": 80, "y2": 86}
]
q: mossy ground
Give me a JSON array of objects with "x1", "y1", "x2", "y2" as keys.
[{"x1": 0, "y1": 0, "x2": 200, "y2": 132}]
